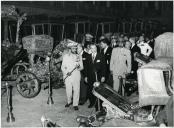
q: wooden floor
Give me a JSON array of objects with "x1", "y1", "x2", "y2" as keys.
[{"x1": 1, "y1": 85, "x2": 140, "y2": 127}]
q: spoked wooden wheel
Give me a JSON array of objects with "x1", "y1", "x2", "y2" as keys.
[
  {"x1": 11, "y1": 63, "x2": 29, "y2": 79},
  {"x1": 16, "y1": 71, "x2": 41, "y2": 98}
]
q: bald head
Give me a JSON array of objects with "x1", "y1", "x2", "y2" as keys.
[
  {"x1": 125, "y1": 41, "x2": 132, "y2": 50},
  {"x1": 118, "y1": 37, "x2": 125, "y2": 47}
]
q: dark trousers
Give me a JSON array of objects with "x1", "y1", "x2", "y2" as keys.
[
  {"x1": 105, "y1": 74, "x2": 113, "y2": 88},
  {"x1": 87, "y1": 81, "x2": 104, "y2": 111},
  {"x1": 95, "y1": 99, "x2": 103, "y2": 111},
  {"x1": 87, "y1": 83, "x2": 96, "y2": 105},
  {"x1": 79, "y1": 75, "x2": 87, "y2": 103}
]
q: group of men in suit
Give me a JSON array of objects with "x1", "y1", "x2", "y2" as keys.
[
  {"x1": 61, "y1": 34, "x2": 112, "y2": 111},
  {"x1": 61, "y1": 33, "x2": 151, "y2": 111},
  {"x1": 78, "y1": 41, "x2": 107, "y2": 111}
]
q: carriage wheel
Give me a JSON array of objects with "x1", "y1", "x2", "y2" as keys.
[
  {"x1": 16, "y1": 71, "x2": 41, "y2": 98},
  {"x1": 11, "y1": 63, "x2": 28, "y2": 79}
]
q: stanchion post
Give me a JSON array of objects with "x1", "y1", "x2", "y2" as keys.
[
  {"x1": 6, "y1": 82, "x2": 15, "y2": 122},
  {"x1": 47, "y1": 54, "x2": 54, "y2": 105}
]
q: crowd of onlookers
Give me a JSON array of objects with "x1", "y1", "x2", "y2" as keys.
[{"x1": 61, "y1": 32, "x2": 156, "y2": 111}]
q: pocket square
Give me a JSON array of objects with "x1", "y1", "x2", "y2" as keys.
[
  {"x1": 96, "y1": 60, "x2": 100, "y2": 62},
  {"x1": 82, "y1": 58, "x2": 86, "y2": 60}
]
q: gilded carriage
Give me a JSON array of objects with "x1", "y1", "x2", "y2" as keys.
[
  {"x1": 13, "y1": 36, "x2": 71, "y2": 98},
  {"x1": 13, "y1": 35, "x2": 54, "y2": 98},
  {"x1": 1, "y1": 5, "x2": 58, "y2": 98}
]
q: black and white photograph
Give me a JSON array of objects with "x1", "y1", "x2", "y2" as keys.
[{"x1": 1, "y1": 0, "x2": 173, "y2": 127}]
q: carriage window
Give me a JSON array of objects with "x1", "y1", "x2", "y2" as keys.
[
  {"x1": 104, "y1": 24, "x2": 110, "y2": 33},
  {"x1": 96, "y1": 24, "x2": 102, "y2": 37},
  {"x1": 85, "y1": 23, "x2": 90, "y2": 33},
  {"x1": 44, "y1": 24, "x2": 49, "y2": 35},
  {"x1": 64, "y1": 24, "x2": 75, "y2": 39},
  {"x1": 51, "y1": 25, "x2": 59, "y2": 43},
  {"x1": 56, "y1": 25, "x2": 63, "y2": 42},
  {"x1": 119, "y1": 23, "x2": 123, "y2": 33},
  {"x1": 125, "y1": 23, "x2": 130, "y2": 33},
  {"x1": 78, "y1": 23, "x2": 84, "y2": 34},
  {"x1": 90, "y1": 23, "x2": 97, "y2": 36},
  {"x1": 21, "y1": 25, "x2": 32, "y2": 37},
  {"x1": 1, "y1": 20, "x2": 4, "y2": 41},
  {"x1": 96, "y1": 24, "x2": 102, "y2": 43},
  {"x1": 35, "y1": 25, "x2": 43, "y2": 35},
  {"x1": 136, "y1": 22, "x2": 141, "y2": 32},
  {"x1": 110, "y1": 23, "x2": 116, "y2": 33},
  {"x1": 8, "y1": 22, "x2": 17, "y2": 43}
]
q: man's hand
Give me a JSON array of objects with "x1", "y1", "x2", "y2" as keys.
[
  {"x1": 84, "y1": 77, "x2": 88, "y2": 83},
  {"x1": 159, "y1": 123, "x2": 166, "y2": 127},
  {"x1": 138, "y1": 63, "x2": 143, "y2": 67},
  {"x1": 76, "y1": 64, "x2": 80, "y2": 69},
  {"x1": 66, "y1": 72, "x2": 71, "y2": 76},
  {"x1": 101, "y1": 77, "x2": 105, "y2": 83},
  {"x1": 131, "y1": 71, "x2": 134, "y2": 74}
]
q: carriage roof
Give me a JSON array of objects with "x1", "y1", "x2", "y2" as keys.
[{"x1": 141, "y1": 57, "x2": 173, "y2": 71}]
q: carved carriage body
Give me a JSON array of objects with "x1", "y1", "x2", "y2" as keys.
[{"x1": 13, "y1": 35, "x2": 54, "y2": 98}]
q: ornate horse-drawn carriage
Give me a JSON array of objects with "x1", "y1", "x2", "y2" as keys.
[
  {"x1": 2, "y1": 34, "x2": 54, "y2": 98},
  {"x1": 1, "y1": 5, "x2": 57, "y2": 99},
  {"x1": 15, "y1": 35, "x2": 54, "y2": 98}
]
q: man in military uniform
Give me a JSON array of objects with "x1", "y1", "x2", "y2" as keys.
[
  {"x1": 61, "y1": 39, "x2": 83, "y2": 110},
  {"x1": 110, "y1": 37, "x2": 132, "y2": 92}
]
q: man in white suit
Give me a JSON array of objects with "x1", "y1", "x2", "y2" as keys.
[
  {"x1": 61, "y1": 39, "x2": 83, "y2": 110},
  {"x1": 110, "y1": 37, "x2": 132, "y2": 92}
]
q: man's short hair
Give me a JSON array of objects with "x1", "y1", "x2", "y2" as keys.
[
  {"x1": 100, "y1": 38, "x2": 110, "y2": 46},
  {"x1": 84, "y1": 41, "x2": 92, "y2": 48}
]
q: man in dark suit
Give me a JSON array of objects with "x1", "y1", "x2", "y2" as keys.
[
  {"x1": 85, "y1": 44, "x2": 106, "y2": 110},
  {"x1": 129, "y1": 37, "x2": 141, "y2": 79},
  {"x1": 100, "y1": 38, "x2": 113, "y2": 86},
  {"x1": 145, "y1": 36, "x2": 155, "y2": 59},
  {"x1": 77, "y1": 44, "x2": 90, "y2": 105}
]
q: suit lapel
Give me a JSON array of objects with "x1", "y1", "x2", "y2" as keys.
[
  {"x1": 91, "y1": 53, "x2": 97, "y2": 63},
  {"x1": 105, "y1": 47, "x2": 109, "y2": 55},
  {"x1": 105, "y1": 47, "x2": 111, "y2": 55},
  {"x1": 94, "y1": 53, "x2": 99, "y2": 63},
  {"x1": 102, "y1": 49, "x2": 105, "y2": 55}
]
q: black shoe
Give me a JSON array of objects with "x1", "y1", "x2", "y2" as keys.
[
  {"x1": 74, "y1": 106, "x2": 79, "y2": 110},
  {"x1": 79, "y1": 102, "x2": 85, "y2": 105},
  {"x1": 88, "y1": 104, "x2": 94, "y2": 108},
  {"x1": 65, "y1": 102, "x2": 72, "y2": 108}
]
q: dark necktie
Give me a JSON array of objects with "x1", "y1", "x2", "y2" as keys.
[{"x1": 92, "y1": 54, "x2": 95, "y2": 62}]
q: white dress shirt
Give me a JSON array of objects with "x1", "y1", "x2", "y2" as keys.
[
  {"x1": 138, "y1": 42, "x2": 152, "y2": 56},
  {"x1": 104, "y1": 46, "x2": 108, "y2": 54}
]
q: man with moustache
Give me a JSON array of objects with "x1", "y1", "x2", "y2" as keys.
[
  {"x1": 61, "y1": 40, "x2": 83, "y2": 111},
  {"x1": 85, "y1": 44, "x2": 106, "y2": 111}
]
